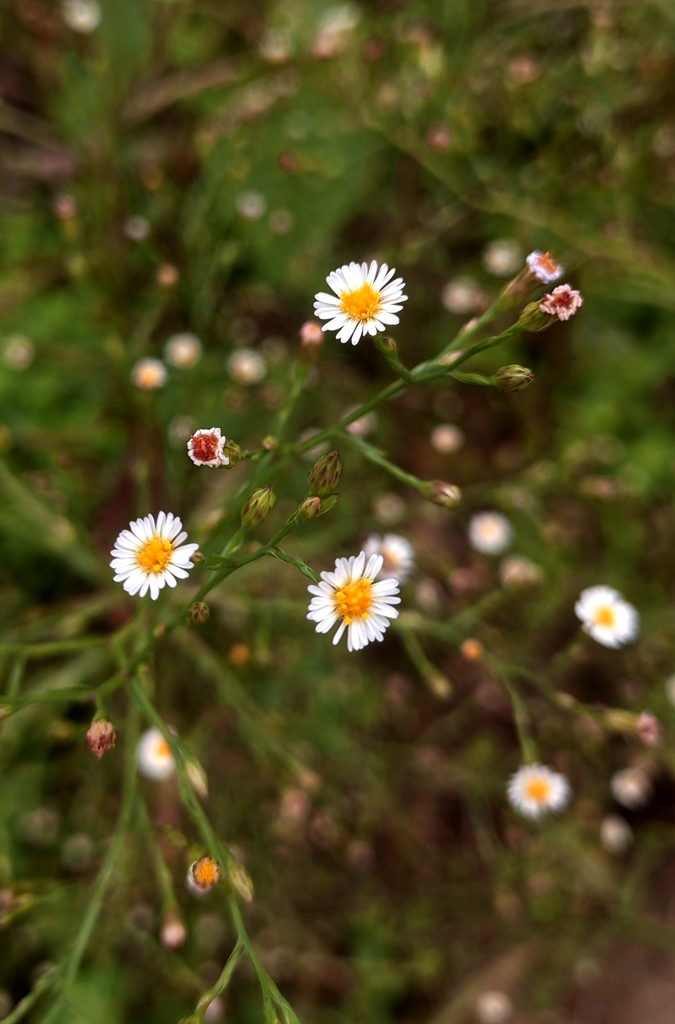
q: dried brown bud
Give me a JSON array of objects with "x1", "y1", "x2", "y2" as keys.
[{"x1": 86, "y1": 719, "x2": 116, "y2": 759}]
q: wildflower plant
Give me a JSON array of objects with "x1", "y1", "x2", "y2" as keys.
[{"x1": 2, "y1": 3, "x2": 675, "y2": 1022}]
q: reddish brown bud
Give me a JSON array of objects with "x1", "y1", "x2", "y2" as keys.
[{"x1": 86, "y1": 719, "x2": 116, "y2": 759}]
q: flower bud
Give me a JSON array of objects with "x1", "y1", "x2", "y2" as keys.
[
  {"x1": 220, "y1": 439, "x2": 242, "y2": 468},
  {"x1": 241, "y1": 486, "x2": 276, "y2": 527},
  {"x1": 636, "y1": 712, "x2": 660, "y2": 746},
  {"x1": 297, "y1": 496, "x2": 322, "y2": 520},
  {"x1": 262, "y1": 435, "x2": 278, "y2": 452},
  {"x1": 517, "y1": 301, "x2": 555, "y2": 333},
  {"x1": 494, "y1": 365, "x2": 534, "y2": 392},
  {"x1": 228, "y1": 861, "x2": 254, "y2": 902},
  {"x1": 307, "y1": 450, "x2": 342, "y2": 497},
  {"x1": 191, "y1": 551, "x2": 205, "y2": 564},
  {"x1": 86, "y1": 719, "x2": 116, "y2": 759},
  {"x1": 187, "y1": 601, "x2": 210, "y2": 625},
  {"x1": 422, "y1": 480, "x2": 462, "y2": 509}
]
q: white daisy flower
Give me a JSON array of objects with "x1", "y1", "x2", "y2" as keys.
[
  {"x1": 131, "y1": 357, "x2": 167, "y2": 390},
  {"x1": 469, "y1": 512, "x2": 513, "y2": 555},
  {"x1": 136, "y1": 728, "x2": 175, "y2": 781},
  {"x1": 610, "y1": 767, "x2": 651, "y2": 809},
  {"x1": 526, "y1": 250, "x2": 563, "y2": 283},
  {"x1": 187, "y1": 428, "x2": 229, "y2": 468},
  {"x1": 110, "y1": 512, "x2": 199, "y2": 600},
  {"x1": 307, "y1": 551, "x2": 401, "y2": 652},
  {"x1": 164, "y1": 332, "x2": 202, "y2": 369},
  {"x1": 363, "y1": 534, "x2": 415, "y2": 582},
  {"x1": 574, "y1": 585, "x2": 639, "y2": 648},
  {"x1": 314, "y1": 260, "x2": 408, "y2": 345},
  {"x1": 227, "y1": 348, "x2": 267, "y2": 385},
  {"x1": 507, "y1": 763, "x2": 570, "y2": 819}
]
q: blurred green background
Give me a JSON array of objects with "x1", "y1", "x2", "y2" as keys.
[{"x1": 2, "y1": 1, "x2": 675, "y2": 1022}]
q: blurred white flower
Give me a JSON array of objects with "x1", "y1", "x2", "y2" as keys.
[
  {"x1": 258, "y1": 29, "x2": 293, "y2": 63},
  {"x1": 507, "y1": 763, "x2": 570, "y2": 819},
  {"x1": 483, "y1": 239, "x2": 523, "y2": 277},
  {"x1": 307, "y1": 552, "x2": 400, "y2": 652},
  {"x1": 344, "y1": 408, "x2": 378, "y2": 437},
  {"x1": 1, "y1": 335, "x2": 34, "y2": 371},
  {"x1": 236, "y1": 191, "x2": 266, "y2": 220},
  {"x1": 499, "y1": 555, "x2": 542, "y2": 589},
  {"x1": 131, "y1": 358, "x2": 167, "y2": 390},
  {"x1": 164, "y1": 333, "x2": 202, "y2": 369},
  {"x1": 363, "y1": 534, "x2": 415, "y2": 582},
  {"x1": 600, "y1": 814, "x2": 633, "y2": 855},
  {"x1": 110, "y1": 511, "x2": 198, "y2": 600},
  {"x1": 475, "y1": 990, "x2": 513, "y2": 1024},
  {"x1": 314, "y1": 260, "x2": 407, "y2": 346},
  {"x1": 441, "y1": 277, "x2": 487, "y2": 315},
  {"x1": 137, "y1": 728, "x2": 175, "y2": 781},
  {"x1": 124, "y1": 215, "x2": 150, "y2": 241},
  {"x1": 227, "y1": 348, "x2": 267, "y2": 385},
  {"x1": 575, "y1": 586, "x2": 638, "y2": 649},
  {"x1": 430, "y1": 423, "x2": 464, "y2": 454},
  {"x1": 61, "y1": 0, "x2": 101, "y2": 32},
  {"x1": 373, "y1": 491, "x2": 406, "y2": 524},
  {"x1": 469, "y1": 512, "x2": 513, "y2": 555},
  {"x1": 611, "y1": 767, "x2": 651, "y2": 809}
]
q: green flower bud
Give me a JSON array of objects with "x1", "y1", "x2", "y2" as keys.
[
  {"x1": 228, "y1": 861, "x2": 254, "y2": 903},
  {"x1": 296, "y1": 494, "x2": 340, "y2": 520},
  {"x1": 241, "y1": 486, "x2": 276, "y2": 527},
  {"x1": 517, "y1": 301, "x2": 555, "y2": 333},
  {"x1": 422, "y1": 480, "x2": 462, "y2": 509},
  {"x1": 187, "y1": 601, "x2": 210, "y2": 625},
  {"x1": 221, "y1": 439, "x2": 242, "y2": 468},
  {"x1": 307, "y1": 449, "x2": 342, "y2": 497},
  {"x1": 494, "y1": 365, "x2": 534, "y2": 392}
]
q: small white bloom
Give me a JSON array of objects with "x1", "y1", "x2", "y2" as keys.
[
  {"x1": 610, "y1": 767, "x2": 651, "y2": 809},
  {"x1": 441, "y1": 277, "x2": 487, "y2": 315},
  {"x1": 187, "y1": 428, "x2": 229, "y2": 468},
  {"x1": 507, "y1": 763, "x2": 570, "y2": 819},
  {"x1": 314, "y1": 260, "x2": 408, "y2": 346},
  {"x1": 475, "y1": 990, "x2": 513, "y2": 1024},
  {"x1": 483, "y1": 239, "x2": 523, "y2": 277},
  {"x1": 124, "y1": 215, "x2": 150, "y2": 241},
  {"x1": 131, "y1": 358, "x2": 167, "y2": 390},
  {"x1": 110, "y1": 511, "x2": 199, "y2": 600},
  {"x1": 307, "y1": 551, "x2": 401, "y2": 652},
  {"x1": 539, "y1": 284, "x2": 583, "y2": 321},
  {"x1": 137, "y1": 728, "x2": 175, "y2": 781},
  {"x1": 499, "y1": 555, "x2": 543, "y2": 589},
  {"x1": 600, "y1": 814, "x2": 633, "y2": 855},
  {"x1": 236, "y1": 191, "x2": 266, "y2": 220},
  {"x1": 363, "y1": 534, "x2": 415, "y2": 582},
  {"x1": 574, "y1": 585, "x2": 638, "y2": 648},
  {"x1": 61, "y1": 0, "x2": 101, "y2": 32},
  {"x1": 1, "y1": 335, "x2": 34, "y2": 371},
  {"x1": 227, "y1": 348, "x2": 267, "y2": 385},
  {"x1": 469, "y1": 512, "x2": 513, "y2": 555},
  {"x1": 164, "y1": 332, "x2": 202, "y2": 369},
  {"x1": 430, "y1": 423, "x2": 464, "y2": 454},
  {"x1": 526, "y1": 250, "x2": 563, "y2": 283}
]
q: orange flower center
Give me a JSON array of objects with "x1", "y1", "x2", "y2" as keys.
[
  {"x1": 537, "y1": 251, "x2": 558, "y2": 275},
  {"x1": 193, "y1": 857, "x2": 220, "y2": 888},
  {"x1": 137, "y1": 536, "x2": 173, "y2": 573},
  {"x1": 593, "y1": 605, "x2": 615, "y2": 628},
  {"x1": 154, "y1": 737, "x2": 171, "y2": 759},
  {"x1": 524, "y1": 778, "x2": 551, "y2": 803},
  {"x1": 340, "y1": 282, "x2": 381, "y2": 322},
  {"x1": 334, "y1": 578, "x2": 372, "y2": 624}
]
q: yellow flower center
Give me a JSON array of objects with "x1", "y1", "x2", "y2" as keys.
[
  {"x1": 593, "y1": 605, "x2": 615, "y2": 628},
  {"x1": 524, "y1": 778, "x2": 551, "y2": 803},
  {"x1": 340, "y1": 282, "x2": 381, "y2": 322},
  {"x1": 193, "y1": 857, "x2": 220, "y2": 888},
  {"x1": 137, "y1": 536, "x2": 173, "y2": 573},
  {"x1": 334, "y1": 578, "x2": 372, "y2": 625},
  {"x1": 154, "y1": 738, "x2": 171, "y2": 759}
]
